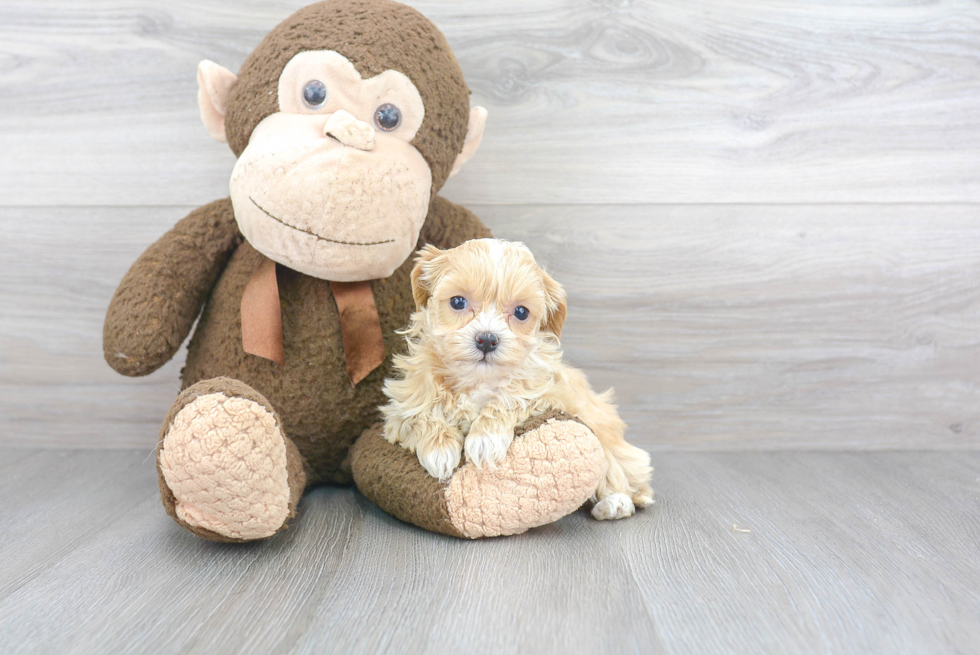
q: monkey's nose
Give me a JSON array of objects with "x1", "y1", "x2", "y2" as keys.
[
  {"x1": 475, "y1": 332, "x2": 498, "y2": 354},
  {"x1": 323, "y1": 110, "x2": 376, "y2": 151}
]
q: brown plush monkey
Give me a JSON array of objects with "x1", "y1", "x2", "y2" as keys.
[{"x1": 104, "y1": 0, "x2": 606, "y2": 541}]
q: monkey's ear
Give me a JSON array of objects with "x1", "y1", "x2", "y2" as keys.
[
  {"x1": 410, "y1": 245, "x2": 447, "y2": 310},
  {"x1": 541, "y1": 270, "x2": 567, "y2": 339},
  {"x1": 448, "y1": 107, "x2": 488, "y2": 178},
  {"x1": 197, "y1": 60, "x2": 238, "y2": 143}
]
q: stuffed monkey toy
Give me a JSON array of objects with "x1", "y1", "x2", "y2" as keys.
[{"x1": 104, "y1": 0, "x2": 606, "y2": 541}]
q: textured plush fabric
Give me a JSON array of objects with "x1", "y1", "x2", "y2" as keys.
[
  {"x1": 350, "y1": 422, "x2": 464, "y2": 537},
  {"x1": 447, "y1": 417, "x2": 606, "y2": 538},
  {"x1": 351, "y1": 412, "x2": 605, "y2": 539},
  {"x1": 103, "y1": 199, "x2": 241, "y2": 377},
  {"x1": 160, "y1": 392, "x2": 292, "y2": 540},
  {"x1": 157, "y1": 378, "x2": 308, "y2": 543},
  {"x1": 230, "y1": 107, "x2": 433, "y2": 282},
  {"x1": 224, "y1": 0, "x2": 471, "y2": 192}
]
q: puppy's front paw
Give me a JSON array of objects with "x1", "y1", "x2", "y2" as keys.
[
  {"x1": 592, "y1": 492, "x2": 635, "y2": 520},
  {"x1": 464, "y1": 432, "x2": 511, "y2": 469},
  {"x1": 417, "y1": 442, "x2": 461, "y2": 481}
]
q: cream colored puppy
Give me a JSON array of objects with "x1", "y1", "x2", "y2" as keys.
[{"x1": 381, "y1": 238, "x2": 654, "y2": 520}]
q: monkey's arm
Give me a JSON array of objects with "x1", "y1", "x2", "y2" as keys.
[
  {"x1": 104, "y1": 198, "x2": 241, "y2": 377},
  {"x1": 420, "y1": 195, "x2": 493, "y2": 249}
]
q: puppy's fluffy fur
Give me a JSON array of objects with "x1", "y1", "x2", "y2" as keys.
[{"x1": 381, "y1": 239, "x2": 654, "y2": 520}]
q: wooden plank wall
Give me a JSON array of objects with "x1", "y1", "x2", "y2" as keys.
[{"x1": 1, "y1": 0, "x2": 978, "y2": 449}]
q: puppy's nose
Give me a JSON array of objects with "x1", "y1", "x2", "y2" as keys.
[{"x1": 475, "y1": 332, "x2": 498, "y2": 354}]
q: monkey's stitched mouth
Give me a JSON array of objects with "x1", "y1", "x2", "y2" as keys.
[{"x1": 249, "y1": 197, "x2": 395, "y2": 247}]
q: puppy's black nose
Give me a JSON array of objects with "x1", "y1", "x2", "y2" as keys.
[{"x1": 475, "y1": 332, "x2": 498, "y2": 354}]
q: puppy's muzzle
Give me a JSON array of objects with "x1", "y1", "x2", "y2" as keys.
[{"x1": 475, "y1": 332, "x2": 499, "y2": 354}]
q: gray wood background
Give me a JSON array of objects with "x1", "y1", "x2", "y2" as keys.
[{"x1": 1, "y1": 0, "x2": 978, "y2": 450}]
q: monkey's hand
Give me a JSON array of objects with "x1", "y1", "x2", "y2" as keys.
[{"x1": 103, "y1": 198, "x2": 241, "y2": 377}]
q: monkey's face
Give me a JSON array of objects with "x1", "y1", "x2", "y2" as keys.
[
  {"x1": 199, "y1": 1, "x2": 487, "y2": 281},
  {"x1": 229, "y1": 51, "x2": 432, "y2": 282}
]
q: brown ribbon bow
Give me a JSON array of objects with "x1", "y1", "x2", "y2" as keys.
[{"x1": 240, "y1": 256, "x2": 386, "y2": 385}]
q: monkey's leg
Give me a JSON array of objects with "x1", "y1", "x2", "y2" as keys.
[
  {"x1": 156, "y1": 377, "x2": 308, "y2": 542},
  {"x1": 350, "y1": 412, "x2": 605, "y2": 539}
]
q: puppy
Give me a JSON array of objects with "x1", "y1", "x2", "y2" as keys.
[{"x1": 381, "y1": 239, "x2": 654, "y2": 520}]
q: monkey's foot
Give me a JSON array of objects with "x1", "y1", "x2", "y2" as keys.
[
  {"x1": 352, "y1": 411, "x2": 606, "y2": 539},
  {"x1": 157, "y1": 378, "x2": 306, "y2": 542}
]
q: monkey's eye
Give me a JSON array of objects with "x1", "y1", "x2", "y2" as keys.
[
  {"x1": 450, "y1": 296, "x2": 467, "y2": 311},
  {"x1": 514, "y1": 306, "x2": 529, "y2": 321},
  {"x1": 374, "y1": 103, "x2": 402, "y2": 131},
  {"x1": 302, "y1": 80, "x2": 327, "y2": 108}
]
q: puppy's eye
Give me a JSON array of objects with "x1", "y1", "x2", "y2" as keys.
[
  {"x1": 375, "y1": 103, "x2": 402, "y2": 131},
  {"x1": 302, "y1": 80, "x2": 328, "y2": 108},
  {"x1": 450, "y1": 296, "x2": 467, "y2": 310},
  {"x1": 514, "y1": 306, "x2": 529, "y2": 321}
]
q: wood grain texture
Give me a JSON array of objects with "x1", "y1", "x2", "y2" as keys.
[
  {"x1": 1, "y1": 448, "x2": 978, "y2": 654},
  {"x1": 3, "y1": 204, "x2": 978, "y2": 450},
  {"x1": 0, "y1": 0, "x2": 978, "y2": 206}
]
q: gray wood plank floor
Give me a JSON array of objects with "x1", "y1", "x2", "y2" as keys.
[{"x1": 1, "y1": 448, "x2": 977, "y2": 655}]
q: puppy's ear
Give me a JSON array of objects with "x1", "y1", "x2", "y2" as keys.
[
  {"x1": 541, "y1": 270, "x2": 567, "y2": 338},
  {"x1": 411, "y1": 245, "x2": 446, "y2": 310}
]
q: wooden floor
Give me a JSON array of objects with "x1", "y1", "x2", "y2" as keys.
[{"x1": 1, "y1": 448, "x2": 978, "y2": 654}]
